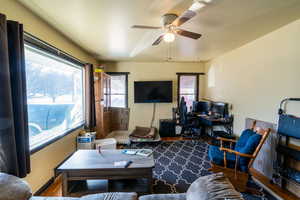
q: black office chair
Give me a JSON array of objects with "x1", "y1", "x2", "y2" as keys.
[{"x1": 178, "y1": 97, "x2": 201, "y2": 138}]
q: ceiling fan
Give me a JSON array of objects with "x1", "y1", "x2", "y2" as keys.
[{"x1": 131, "y1": 0, "x2": 210, "y2": 46}]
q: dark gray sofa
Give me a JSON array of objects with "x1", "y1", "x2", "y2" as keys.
[
  {"x1": 0, "y1": 173, "x2": 137, "y2": 200},
  {"x1": 30, "y1": 193, "x2": 138, "y2": 200},
  {"x1": 30, "y1": 194, "x2": 186, "y2": 200},
  {"x1": 139, "y1": 194, "x2": 186, "y2": 200},
  {"x1": 0, "y1": 172, "x2": 243, "y2": 200},
  {"x1": 31, "y1": 198, "x2": 79, "y2": 200}
]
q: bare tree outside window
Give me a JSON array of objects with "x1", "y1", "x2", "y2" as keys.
[{"x1": 25, "y1": 46, "x2": 84, "y2": 149}]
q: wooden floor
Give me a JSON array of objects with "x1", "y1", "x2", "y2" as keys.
[
  {"x1": 250, "y1": 168, "x2": 299, "y2": 200},
  {"x1": 39, "y1": 137, "x2": 299, "y2": 199},
  {"x1": 41, "y1": 175, "x2": 62, "y2": 196}
]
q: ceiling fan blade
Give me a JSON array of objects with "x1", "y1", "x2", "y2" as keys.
[
  {"x1": 130, "y1": 29, "x2": 163, "y2": 57},
  {"x1": 152, "y1": 35, "x2": 164, "y2": 46},
  {"x1": 175, "y1": 29, "x2": 202, "y2": 39},
  {"x1": 149, "y1": 0, "x2": 186, "y2": 15},
  {"x1": 131, "y1": 25, "x2": 161, "y2": 29},
  {"x1": 172, "y1": 10, "x2": 196, "y2": 27}
]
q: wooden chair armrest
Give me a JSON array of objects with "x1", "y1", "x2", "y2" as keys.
[
  {"x1": 220, "y1": 147, "x2": 254, "y2": 158},
  {"x1": 216, "y1": 137, "x2": 237, "y2": 143}
]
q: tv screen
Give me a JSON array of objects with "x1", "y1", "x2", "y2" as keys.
[
  {"x1": 211, "y1": 102, "x2": 229, "y2": 118},
  {"x1": 134, "y1": 81, "x2": 173, "y2": 103},
  {"x1": 192, "y1": 101, "x2": 210, "y2": 114}
]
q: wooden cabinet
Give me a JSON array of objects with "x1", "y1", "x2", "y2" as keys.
[
  {"x1": 111, "y1": 107, "x2": 130, "y2": 131},
  {"x1": 94, "y1": 72, "x2": 112, "y2": 138}
]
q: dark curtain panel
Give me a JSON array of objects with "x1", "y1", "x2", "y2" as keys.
[
  {"x1": 85, "y1": 63, "x2": 96, "y2": 130},
  {"x1": 0, "y1": 13, "x2": 30, "y2": 178}
]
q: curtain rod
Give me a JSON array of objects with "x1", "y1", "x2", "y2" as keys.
[{"x1": 24, "y1": 31, "x2": 87, "y2": 66}]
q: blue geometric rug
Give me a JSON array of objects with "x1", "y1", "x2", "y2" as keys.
[{"x1": 129, "y1": 140, "x2": 275, "y2": 200}]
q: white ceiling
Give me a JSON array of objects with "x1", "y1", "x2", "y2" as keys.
[{"x1": 18, "y1": 0, "x2": 300, "y2": 62}]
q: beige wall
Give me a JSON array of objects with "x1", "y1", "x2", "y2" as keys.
[
  {"x1": 204, "y1": 19, "x2": 300, "y2": 141},
  {"x1": 0, "y1": 0, "x2": 97, "y2": 63},
  {"x1": 25, "y1": 130, "x2": 81, "y2": 193},
  {"x1": 106, "y1": 61, "x2": 205, "y2": 130},
  {"x1": 1, "y1": 0, "x2": 98, "y2": 193}
]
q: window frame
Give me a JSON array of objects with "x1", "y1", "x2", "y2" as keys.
[
  {"x1": 24, "y1": 33, "x2": 86, "y2": 155},
  {"x1": 177, "y1": 72, "x2": 205, "y2": 107},
  {"x1": 106, "y1": 72, "x2": 129, "y2": 108}
]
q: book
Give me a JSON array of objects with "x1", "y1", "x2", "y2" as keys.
[
  {"x1": 122, "y1": 149, "x2": 153, "y2": 157},
  {"x1": 114, "y1": 160, "x2": 132, "y2": 168},
  {"x1": 136, "y1": 149, "x2": 152, "y2": 157},
  {"x1": 122, "y1": 150, "x2": 138, "y2": 155}
]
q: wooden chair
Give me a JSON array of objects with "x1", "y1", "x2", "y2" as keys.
[{"x1": 208, "y1": 121, "x2": 271, "y2": 192}]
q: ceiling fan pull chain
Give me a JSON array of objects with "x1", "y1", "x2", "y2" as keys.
[
  {"x1": 168, "y1": 43, "x2": 170, "y2": 61},
  {"x1": 170, "y1": 42, "x2": 172, "y2": 61},
  {"x1": 165, "y1": 43, "x2": 169, "y2": 61}
]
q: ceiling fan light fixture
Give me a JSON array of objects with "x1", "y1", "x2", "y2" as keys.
[
  {"x1": 189, "y1": 1, "x2": 206, "y2": 12},
  {"x1": 163, "y1": 32, "x2": 175, "y2": 43}
]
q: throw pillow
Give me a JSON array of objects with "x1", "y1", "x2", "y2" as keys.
[
  {"x1": 234, "y1": 129, "x2": 256, "y2": 151},
  {"x1": 0, "y1": 172, "x2": 32, "y2": 200},
  {"x1": 186, "y1": 173, "x2": 244, "y2": 200}
]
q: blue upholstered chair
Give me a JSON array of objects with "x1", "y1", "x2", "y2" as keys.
[{"x1": 208, "y1": 121, "x2": 271, "y2": 192}]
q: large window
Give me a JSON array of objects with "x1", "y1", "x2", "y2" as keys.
[
  {"x1": 177, "y1": 73, "x2": 200, "y2": 110},
  {"x1": 107, "y1": 72, "x2": 129, "y2": 108},
  {"x1": 25, "y1": 45, "x2": 85, "y2": 150}
]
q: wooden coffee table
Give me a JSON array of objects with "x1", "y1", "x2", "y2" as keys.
[{"x1": 57, "y1": 149, "x2": 155, "y2": 196}]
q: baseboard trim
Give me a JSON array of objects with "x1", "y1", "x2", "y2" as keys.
[
  {"x1": 34, "y1": 152, "x2": 76, "y2": 195},
  {"x1": 54, "y1": 151, "x2": 75, "y2": 177},
  {"x1": 250, "y1": 168, "x2": 298, "y2": 200},
  {"x1": 34, "y1": 177, "x2": 55, "y2": 196}
]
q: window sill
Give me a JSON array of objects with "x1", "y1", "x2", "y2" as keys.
[{"x1": 30, "y1": 124, "x2": 84, "y2": 155}]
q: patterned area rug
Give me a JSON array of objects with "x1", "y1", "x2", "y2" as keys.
[{"x1": 129, "y1": 140, "x2": 276, "y2": 200}]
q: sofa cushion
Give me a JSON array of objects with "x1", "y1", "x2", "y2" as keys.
[
  {"x1": 0, "y1": 172, "x2": 32, "y2": 200},
  {"x1": 186, "y1": 173, "x2": 244, "y2": 200},
  {"x1": 208, "y1": 145, "x2": 236, "y2": 169},
  {"x1": 81, "y1": 192, "x2": 137, "y2": 200},
  {"x1": 139, "y1": 194, "x2": 186, "y2": 200},
  {"x1": 234, "y1": 129, "x2": 256, "y2": 152},
  {"x1": 30, "y1": 197, "x2": 79, "y2": 200},
  {"x1": 238, "y1": 133, "x2": 262, "y2": 171},
  {"x1": 239, "y1": 133, "x2": 262, "y2": 155}
]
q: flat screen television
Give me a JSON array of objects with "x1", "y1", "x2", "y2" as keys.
[
  {"x1": 134, "y1": 81, "x2": 173, "y2": 103},
  {"x1": 192, "y1": 101, "x2": 210, "y2": 114}
]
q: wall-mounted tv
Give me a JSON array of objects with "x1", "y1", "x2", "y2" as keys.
[{"x1": 134, "y1": 81, "x2": 173, "y2": 103}]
